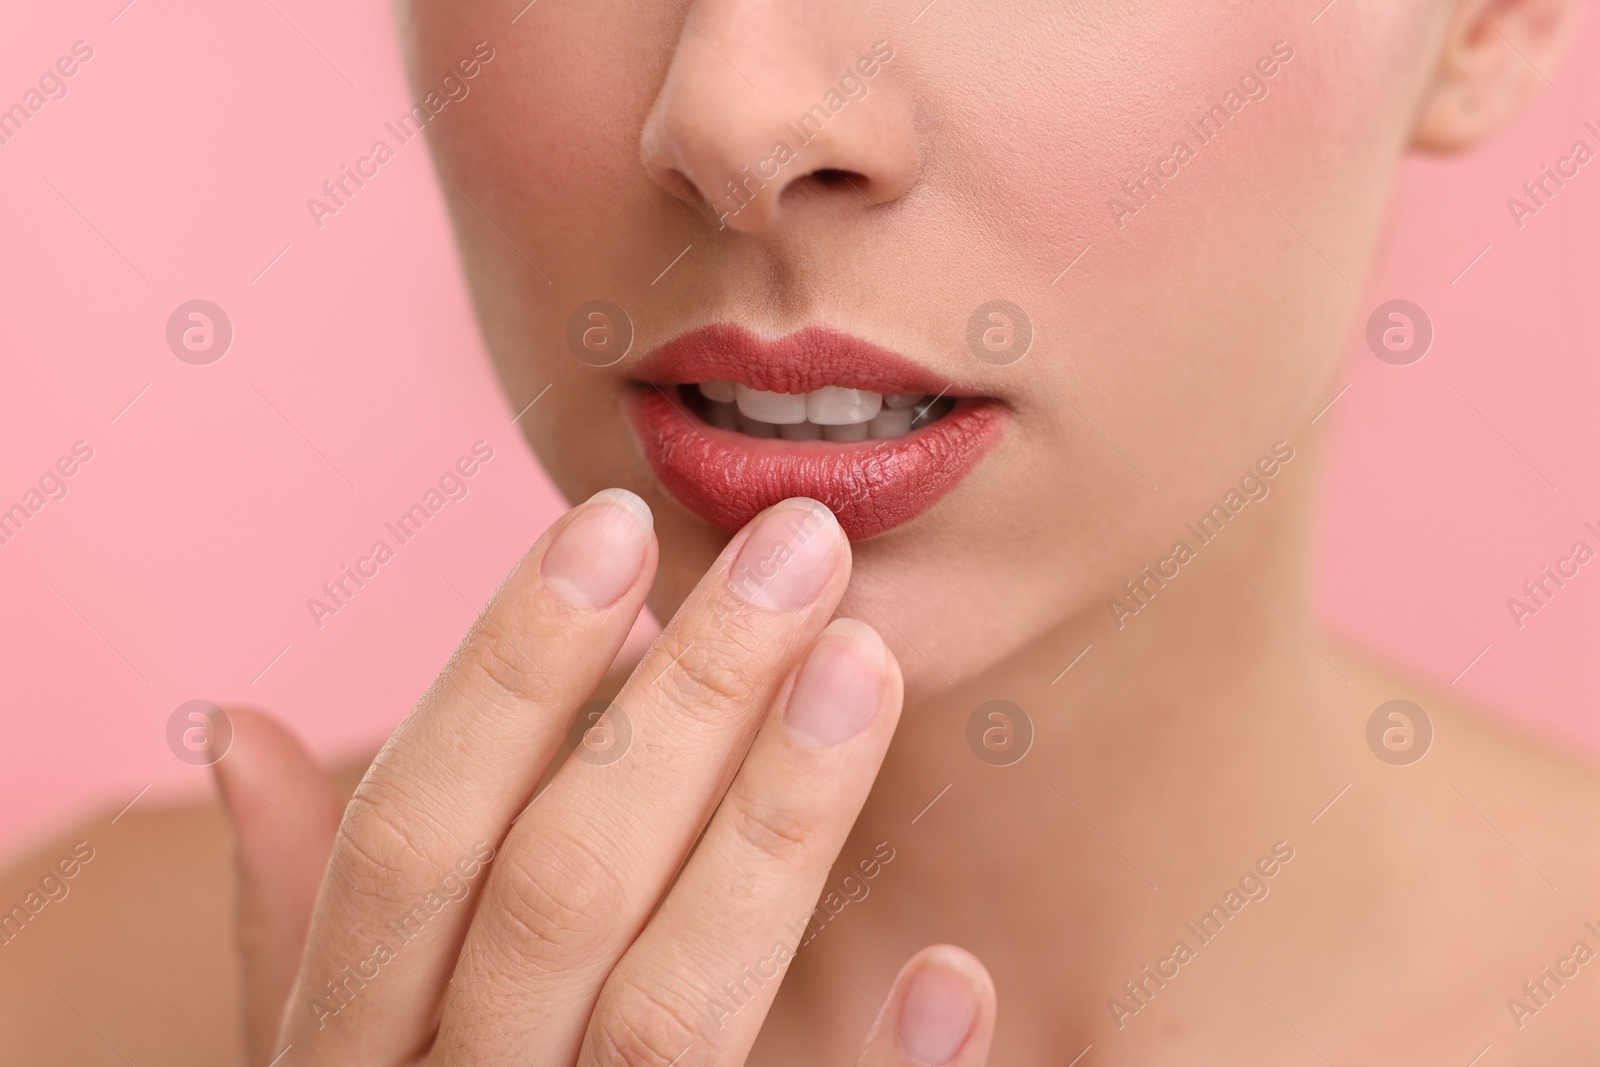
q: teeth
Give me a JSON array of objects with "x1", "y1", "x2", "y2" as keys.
[
  {"x1": 701, "y1": 385, "x2": 954, "y2": 441},
  {"x1": 735, "y1": 385, "x2": 807, "y2": 424},
  {"x1": 698, "y1": 380, "x2": 737, "y2": 403},
  {"x1": 778, "y1": 421, "x2": 822, "y2": 441},
  {"x1": 806, "y1": 386, "x2": 882, "y2": 425},
  {"x1": 868, "y1": 407, "x2": 913, "y2": 438},
  {"x1": 823, "y1": 422, "x2": 869, "y2": 442},
  {"x1": 736, "y1": 411, "x2": 779, "y2": 438}
]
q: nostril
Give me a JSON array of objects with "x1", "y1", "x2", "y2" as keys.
[
  {"x1": 811, "y1": 168, "x2": 865, "y2": 187},
  {"x1": 782, "y1": 167, "x2": 872, "y2": 208}
]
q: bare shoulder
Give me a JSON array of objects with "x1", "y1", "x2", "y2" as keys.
[
  {"x1": 0, "y1": 660, "x2": 639, "y2": 1064},
  {"x1": 0, "y1": 792, "x2": 240, "y2": 1065},
  {"x1": 0, "y1": 756, "x2": 374, "y2": 1067},
  {"x1": 1434, "y1": 680, "x2": 1600, "y2": 890},
  {"x1": 1211, "y1": 639, "x2": 1600, "y2": 1060},
  {"x1": 1326, "y1": 643, "x2": 1600, "y2": 1056},
  {"x1": 1337, "y1": 642, "x2": 1600, "y2": 873}
]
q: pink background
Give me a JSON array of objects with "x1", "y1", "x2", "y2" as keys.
[{"x1": 0, "y1": 0, "x2": 1595, "y2": 857}]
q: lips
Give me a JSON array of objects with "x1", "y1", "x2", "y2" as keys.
[{"x1": 625, "y1": 324, "x2": 1006, "y2": 541}]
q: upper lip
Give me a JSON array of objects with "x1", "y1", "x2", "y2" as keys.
[{"x1": 630, "y1": 323, "x2": 981, "y2": 397}]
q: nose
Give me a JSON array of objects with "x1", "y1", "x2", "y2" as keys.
[{"x1": 639, "y1": 5, "x2": 919, "y2": 235}]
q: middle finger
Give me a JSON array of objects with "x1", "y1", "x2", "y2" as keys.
[{"x1": 440, "y1": 497, "x2": 849, "y2": 1064}]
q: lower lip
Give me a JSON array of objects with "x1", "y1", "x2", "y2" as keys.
[{"x1": 627, "y1": 387, "x2": 1006, "y2": 541}]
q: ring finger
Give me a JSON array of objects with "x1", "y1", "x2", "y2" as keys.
[
  {"x1": 281, "y1": 489, "x2": 657, "y2": 1061},
  {"x1": 438, "y1": 498, "x2": 851, "y2": 1063},
  {"x1": 578, "y1": 617, "x2": 902, "y2": 1067}
]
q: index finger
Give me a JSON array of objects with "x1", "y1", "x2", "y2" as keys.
[
  {"x1": 282, "y1": 488, "x2": 658, "y2": 1061},
  {"x1": 441, "y1": 497, "x2": 852, "y2": 1061}
]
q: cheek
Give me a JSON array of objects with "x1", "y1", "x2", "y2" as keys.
[
  {"x1": 412, "y1": 0, "x2": 682, "y2": 326},
  {"x1": 409, "y1": 0, "x2": 684, "y2": 499},
  {"x1": 845, "y1": 2, "x2": 1437, "y2": 688},
  {"x1": 931, "y1": 1, "x2": 1428, "y2": 487}
]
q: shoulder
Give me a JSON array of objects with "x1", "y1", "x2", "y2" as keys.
[
  {"x1": 1327, "y1": 645, "x2": 1600, "y2": 1060},
  {"x1": 1433, "y1": 683, "x2": 1600, "y2": 888},
  {"x1": 0, "y1": 755, "x2": 374, "y2": 1066},
  {"x1": 0, "y1": 794, "x2": 240, "y2": 1065},
  {"x1": 1340, "y1": 644, "x2": 1600, "y2": 877}
]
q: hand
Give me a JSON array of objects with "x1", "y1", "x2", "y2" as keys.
[{"x1": 213, "y1": 491, "x2": 996, "y2": 1066}]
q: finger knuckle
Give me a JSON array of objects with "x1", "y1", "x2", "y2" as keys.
[
  {"x1": 335, "y1": 786, "x2": 448, "y2": 903},
  {"x1": 653, "y1": 630, "x2": 763, "y2": 721},
  {"x1": 491, "y1": 831, "x2": 627, "y2": 963},
  {"x1": 724, "y1": 783, "x2": 817, "y2": 865},
  {"x1": 591, "y1": 977, "x2": 714, "y2": 1067},
  {"x1": 457, "y1": 613, "x2": 563, "y2": 712}
]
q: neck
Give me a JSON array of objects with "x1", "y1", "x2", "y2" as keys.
[{"x1": 836, "y1": 430, "x2": 1371, "y2": 1016}]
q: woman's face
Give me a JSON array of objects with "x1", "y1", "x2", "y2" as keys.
[{"x1": 400, "y1": 0, "x2": 1447, "y2": 696}]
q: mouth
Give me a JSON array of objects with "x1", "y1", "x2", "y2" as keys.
[{"x1": 625, "y1": 324, "x2": 1007, "y2": 541}]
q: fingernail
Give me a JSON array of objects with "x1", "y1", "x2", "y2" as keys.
[
  {"x1": 728, "y1": 498, "x2": 841, "y2": 610},
  {"x1": 783, "y1": 619, "x2": 885, "y2": 747},
  {"x1": 897, "y1": 953, "x2": 981, "y2": 1066},
  {"x1": 541, "y1": 489, "x2": 653, "y2": 609}
]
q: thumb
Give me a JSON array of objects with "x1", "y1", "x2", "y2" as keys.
[
  {"x1": 854, "y1": 945, "x2": 996, "y2": 1067},
  {"x1": 210, "y1": 707, "x2": 343, "y2": 1067}
]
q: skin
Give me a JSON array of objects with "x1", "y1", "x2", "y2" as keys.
[{"x1": 0, "y1": 0, "x2": 1594, "y2": 1063}]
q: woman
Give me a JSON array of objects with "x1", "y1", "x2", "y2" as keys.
[{"x1": 2, "y1": 0, "x2": 1595, "y2": 1062}]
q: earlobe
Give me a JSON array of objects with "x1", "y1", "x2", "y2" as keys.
[{"x1": 1411, "y1": 0, "x2": 1578, "y2": 152}]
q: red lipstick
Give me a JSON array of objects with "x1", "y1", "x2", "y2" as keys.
[{"x1": 626, "y1": 325, "x2": 1005, "y2": 541}]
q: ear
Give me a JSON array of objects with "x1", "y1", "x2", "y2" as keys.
[{"x1": 1412, "y1": 0, "x2": 1579, "y2": 152}]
